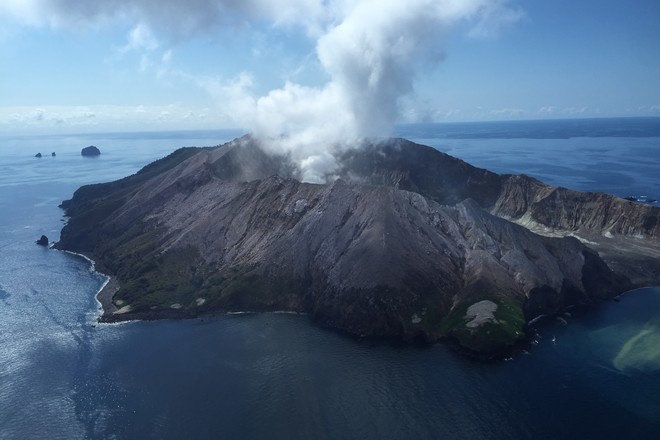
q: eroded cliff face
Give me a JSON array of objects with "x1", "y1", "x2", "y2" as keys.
[
  {"x1": 489, "y1": 174, "x2": 660, "y2": 286},
  {"x1": 57, "y1": 136, "x2": 659, "y2": 354},
  {"x1": 493, "y1": 174, "x2": 659, "y2": 239}
]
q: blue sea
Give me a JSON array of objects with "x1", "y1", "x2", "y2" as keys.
[{"x1": 1, "y1": 118, "x2": 659, "y2": 439}]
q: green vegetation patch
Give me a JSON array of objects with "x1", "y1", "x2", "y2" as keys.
[
  {"x1": 112, "y1": 253, "x2": 304, "y2": 315},
  {"x1": 196, "y1": 265, "x2": 303, "y2": 312},
  {"x1": 439, "y1": 295, "x2": 526, "y2": 353},
  {"x1": 112, "y1": 244, "x2": 203, "y2": 313}
]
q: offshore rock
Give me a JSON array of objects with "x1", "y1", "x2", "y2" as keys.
[
  {"x1": 36, "y1": 235, "x2": 49, "y2": 246},
  {"x1": 81, "y1": 146, "x2": 101, "y2": 157},
  {"x1": 56, "y1": 137, "x2": 660, "y2": 355}
]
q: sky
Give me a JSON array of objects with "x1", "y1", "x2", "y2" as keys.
[{"x1": 0, "y1": 0, "x2": 659, "y2": 138}]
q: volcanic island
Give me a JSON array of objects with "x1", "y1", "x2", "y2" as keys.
[{"x1": 55, "y1": 137, "x2": 660, "y2": 356}]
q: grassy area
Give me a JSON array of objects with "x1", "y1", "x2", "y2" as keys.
[
  {"x1": 112, "y1": 244, "x2": 203, "y2": 312},
  {"x1": 438, "y1": 295, "x2": 526, "y2": 353},
  {"x1": 110, "y1": 245, "x2": 304, "y2": 315},
  {"x1": 197, "y1": 265, "x2": 303, "y2": 311}
]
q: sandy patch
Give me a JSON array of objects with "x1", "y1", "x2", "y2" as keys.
[
  {"x1": 465, "y1": 300, "x2": 498, "y2": 328},
  {"x1": 115, "y1": 305, "x2": 132, "y2": 314}
]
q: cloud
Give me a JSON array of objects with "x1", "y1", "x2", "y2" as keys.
[
  {"x1": 3, "y1": 106, "x2": 96, "y2": 130},
  {"x1": 0, "y1": 104, "x2": 225, "y2": 134},
  {"x1": 538, "y1": 106, "x2": 588, "y2": 116},
  {"x1": 638, "y1": 105, "x2": 660, "y2": 113},
  {"x1": 2, "y1": 0, "x2": 330, "y2": 37},
  {"x1": 468, "y1": 1, "x2": 525, "y2": 38},
  {"x1": 490, "y1": 108, "x2": 527, "y2": 118},
  {"x1": 0, "y1": 1, "x2": 44, "y2": 26},
  {"x1": 33, "y1": 108, "x2": 45, "y2": 121},
  {"x1": 124, "y1": 23, "x2": 159, "y2": 52},
  {"x1": 2, "y1": 0, "x2": 522, "y2": 181}
]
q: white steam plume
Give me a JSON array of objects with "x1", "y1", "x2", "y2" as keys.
[
  {"x1": 227, "y1": 0, "x2": 521, "y2": 182},
  {"x1": 1, "y1": 0, "x2": 521, "y2": 182}
]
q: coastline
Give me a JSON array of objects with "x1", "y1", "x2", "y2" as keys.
[
  {"x1": 96, "y1": 276, "x2": 119, "y2": 315},
  {"x1": 60, "y1": 249, "x2": 118, "y2": 317},
  {"x1": 55, "y1": 246, "x2": 659, "y2": 358},
  {"x1": 58, "y1": 245, "x2": 653, "y2": 360}
]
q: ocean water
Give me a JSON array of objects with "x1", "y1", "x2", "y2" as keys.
[{"x1": 1, "y1": 118, "x2": 659, "y2": 439}]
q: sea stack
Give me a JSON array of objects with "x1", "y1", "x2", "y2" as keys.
[
  {"x1": 36, "y1": 235, "x2": 49, "y2": 246},
  {"x1": 35, "y1": 153, "x2": 42, "y2": 158},
  {"x1": 81, "y1": 146, "x2": 101, "y2": 157}
]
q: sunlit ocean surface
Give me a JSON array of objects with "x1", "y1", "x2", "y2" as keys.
[{"x1": 1, "y1": 119, "x2": 659, "y2": 439}]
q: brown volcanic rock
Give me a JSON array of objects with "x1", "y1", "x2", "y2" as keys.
[
  {"x1": 493, "y1": 174, "x2": 659, "y2": 238},
  {"x1": 490, "y1": 174, "x2": 660, "y2": 285},
  {"x1": 56, "y1": 136, "x2": 659, "y2": 354}
]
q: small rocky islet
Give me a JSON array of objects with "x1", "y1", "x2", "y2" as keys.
[
  {"x1": 55, "y1": 137, "x2": 660, "y2": 356},
  {"x1": 36, "y1": 235, "x2": 49, "y2": 246},
  {"x1": 81, "y1": 145, "x2": 101, "y2": 157}
]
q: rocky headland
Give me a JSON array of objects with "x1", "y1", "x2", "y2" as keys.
[{"x1": 55, "y1": 137, "x2": 660, "y2": 355}]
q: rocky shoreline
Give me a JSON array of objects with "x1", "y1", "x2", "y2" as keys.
[{"x1": 96, "y1": 275, "x2": 119, "y2": 316}]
